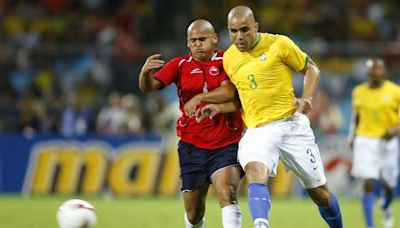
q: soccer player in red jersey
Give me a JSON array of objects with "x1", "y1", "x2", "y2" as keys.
[{"x1": 138, "y1": 19, "x2": 243, "y2": 228}]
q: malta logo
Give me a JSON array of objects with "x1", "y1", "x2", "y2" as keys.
[
  {"x1": 209, "y1": 66, "x2": 219, "y2": 76},
  {"x1": 260, "y1": 53, "x2": 267, "y2": 61}
]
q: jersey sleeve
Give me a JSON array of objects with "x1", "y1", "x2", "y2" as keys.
[
  {"x1": 153, "y1": 57, "x2": 180, "y2": 87},
  {"x1": 279, "y1": 35, "x2": 308, "y2": 72}
]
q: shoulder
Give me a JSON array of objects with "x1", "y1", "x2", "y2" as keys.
[
  {"x1": 383, "y1": 80, "x2": 400, "y2": 96},
  {"x1": 215, "y1": 50, "x2": 224, "y2": 57},
  {"x1": 224, "y1": 45, "x2": 237, "y2": 57},
  {"x1": 262, "y1": 32, "x2": 280, "y2": 41},
  {"x1": 274, "y1": 34, "x2": 297, "y2": 46},
  {"x1": 353, "y1": 83, "x2": 368, "y2": 94},
  {"x1": 222, "y1": 46, "x2": 238, "y2": 65},
  {"x1": 171, "y1": 53, "x2": 193, "y2": 67},
  {"x1": 211, "y1": 50, "x2": 224, "y2": 61},
  {"x1": 384, "y1": 80, "x2": 400, "y2": 88}
]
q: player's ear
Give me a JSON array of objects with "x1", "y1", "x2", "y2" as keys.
[
  {"x1": 213, "y1": 33, "x2": 218, "y2": 44},
  {"x1": 254, "y1": 22, "x2": 259, "y2": 31}
]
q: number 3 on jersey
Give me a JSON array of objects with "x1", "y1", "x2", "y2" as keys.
[{"x1": 247, "y1": 74, "x2": 257, "y2": 90}]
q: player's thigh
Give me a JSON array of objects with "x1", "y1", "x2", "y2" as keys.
[
  {"x1": 211, "y1": 165, "x2": 242, "y2": 189},
  {"x1": 381, "y1": 138, "x2": 400, "y2": 187},
  {"x1": 183, "y1": 183, "x2": 210, "y2": 215},
  {"x1": 238, "y1": 125, "x2": 281, "y2": 177},
  {"x1": 279, "y1": 112, "x2": 326, "y2": 189},
  {"x1": 351, "y1": 136, "x2": 380, "y2": 180}
]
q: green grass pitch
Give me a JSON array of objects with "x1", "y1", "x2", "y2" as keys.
[{"x1": 0, "y1": 195, "x2": 398, "y2": 227}]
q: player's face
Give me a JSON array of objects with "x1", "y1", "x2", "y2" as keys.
[
  {"x1": 228, "y1": 16, "x2": 258, "y2": 52},
  {"x1": 187, "y1": 29, "x2": 217, "y2": 62},
  {"x1": 367, "y1": 60, "x2": 386, "y2": 84}
]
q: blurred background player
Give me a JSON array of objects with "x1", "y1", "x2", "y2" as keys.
[
  {"x1": 348, "y1": 58, "x2": 400, "y2": 228},
  {"x1": 189, "y1": 5, "x2": 343, "y2": 228},
  {"x1": 138, "y1": 19, "x2": 243, "y2": 228}
]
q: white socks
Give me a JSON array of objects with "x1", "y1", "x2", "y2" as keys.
[
  {"x1": 184, "y1": 204, "x2": 242, "y2": 228},
  {"x1": 254, "y1": 218, "x2": 269, "y2": 228},
  {"x1": 184, "y1": 212, "x2": 205, "y2": 228},
  {"x1": 222, "y1": 204, "x2": 242, "y2": 228}
]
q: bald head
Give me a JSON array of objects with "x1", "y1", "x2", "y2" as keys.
[
  {"x1": 228, "y1": 6, "x2": 256, "y2": 24},
  {"x1": 187, "y1": 19, "x2": 215, "y2": 36},
  {"x1": 186, "y1": 19, "x2": 217, "y2": 62},
  {"x1": 227, "y1": 6, "x2": 259, "y2": 52}
]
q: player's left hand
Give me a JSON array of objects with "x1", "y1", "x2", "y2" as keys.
[
  {"x1": 293, "y1": 97, "x2": 312, "y2": 114},
  {"x1": 184, "y1": 95, "x2": 201, "y2": 117},
  {"x1": 195, "y1": 104, "x2": 221, "y2": 123}
]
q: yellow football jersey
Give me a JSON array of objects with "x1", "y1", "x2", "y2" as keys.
[
  {"x1": 352, "y1": 80, "x2": 400, "y2": 138},
  {"x1": 223, "y1": 33, "x2": 308, "y2": 127}
]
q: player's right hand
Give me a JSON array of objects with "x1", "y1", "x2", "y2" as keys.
[
  {"x1": 195, "y1": 104, "x2": 221, "y2": 123},
  {"x1": 141, "y1": 54, "x2": 165, "y2": 74},
  {"x1": 382, "y1": 128, "x2": 397, "y2": 140}
]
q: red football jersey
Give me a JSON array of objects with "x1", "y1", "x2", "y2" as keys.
[{"x1": 153, "y1": 50, "x2": 243, "y2": 149}]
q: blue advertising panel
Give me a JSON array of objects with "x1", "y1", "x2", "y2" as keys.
[
  {"x1": 0, "y1": 133, "x2": 399, "y2": 197},
  {"x1": 0, "y1": 134, "x2": 162, "y2": 194}
]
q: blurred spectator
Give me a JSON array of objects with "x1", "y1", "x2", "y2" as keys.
[
  {"x1": 96, "y1": 91, "x2": 124, "y2": 135},
  {"x1": 60, "y1": 94, "x2": 93, "y2": 137},
  {"x1": 16, "y1": 96, "x2": 44, "y2": 136},
  {"x1": 120, "y1": 94, "x2": 145, "y2": 135},
  {"x1": 145, "y1": 96, "x2": 179, "y2": 135},
  {"x1": 307, "y1": 89, "x2": 344, "y2": 137},
  {"x1": 47, "y1": 93, "x2": 64, "y2": 133}
]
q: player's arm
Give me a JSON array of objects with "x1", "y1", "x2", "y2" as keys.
[
  {"x1": 139, "y1": 54, "x2": 164, "y2": 92},
  {"x1": 347, "y1": 112, "x2": 359, "y2": 149},
  {"x1": 383, "y1": 90, "x2": 400, "y2": 140},
  {"x1": 184, "y1": 79, "x2": 237, "y2": 117},
  {"x1": 293, "y1": 58, "x2": 320, "y2": 114},
  {"x1": 195, "y1": 96, "x2": 241, "y2": 122}
]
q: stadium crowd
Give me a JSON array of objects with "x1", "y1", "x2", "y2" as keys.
[{"x1": 0, "y1": 0, "x2": 399, "y2": 136}]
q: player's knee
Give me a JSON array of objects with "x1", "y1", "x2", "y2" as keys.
[
  {"x1": 245, "y1": 162, "x2": 269, "y2": 183},
  {"x1": 186, "y1": 210, "x2": 205, "y2": 225},
  {"x1": 308, "y1": 186, "x2": 331, "y2": 207},
  {"x1": 363, "y1": 179, "x2": 375, "y2": 193},
  {"x1": 317, "y1": 191, "x2": 331, "y2": 207},
  {"x1": 215, "y1": 185, "x2": 237, "y2": 206}
]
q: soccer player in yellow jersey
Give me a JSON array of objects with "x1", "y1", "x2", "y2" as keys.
[
  {"x1": 348, "y1": 58, "x2": 400, "y2": 228},
  {"x1": 185, "y1": 5, "x2": 343, "y2": 228}
]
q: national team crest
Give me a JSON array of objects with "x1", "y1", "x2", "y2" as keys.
[
  {"x1": 383, "y1": 95, "x2": 389, "y2": 101},
  {"x1": 209, "y1": 66, "x2": 219, "y2": 76},
  {"x1": 260, "y1": 53, "x2": 267, "y2": 61}
]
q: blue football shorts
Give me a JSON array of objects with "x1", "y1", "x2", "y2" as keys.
[{"x1": 177, "y1": 140, "x2": 241, "y2": 192}]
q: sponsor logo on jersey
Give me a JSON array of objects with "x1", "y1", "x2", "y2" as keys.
[{"x1": 190, "y1": 68, "x2": 203, "y2": 74}]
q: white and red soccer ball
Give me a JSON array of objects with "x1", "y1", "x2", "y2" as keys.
[{"x1": 57, "y1": 199, "x2": 97, "y2": 228}]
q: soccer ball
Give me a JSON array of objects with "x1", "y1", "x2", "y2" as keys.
[{"x1": 57, "y1": 199, "x2": 97, "y2": 228}]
